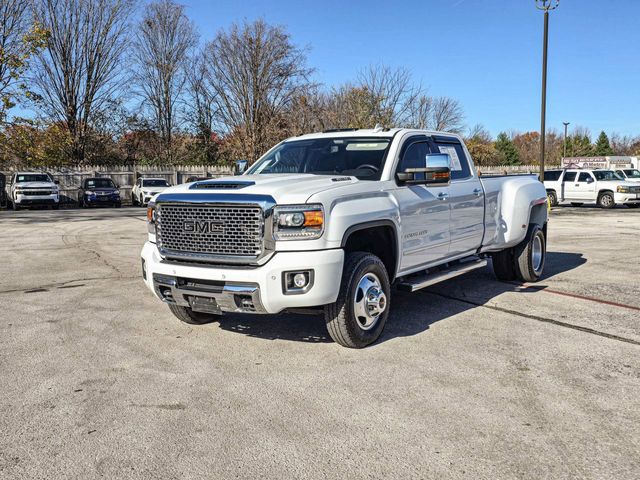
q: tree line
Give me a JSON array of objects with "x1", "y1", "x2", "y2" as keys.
[{"x1": 0, "y1": 0, "x2": 638, "y2": 169}]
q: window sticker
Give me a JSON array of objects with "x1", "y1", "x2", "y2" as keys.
[{"x1": 438, "y1": 146, "x2": 462, "y2": 171}]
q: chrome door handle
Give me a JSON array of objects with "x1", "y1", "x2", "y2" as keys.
[
  {"x1": 437, "y1": 192, "x2": 449, "y2": 200},
  {"x1": 473, "y1": 188, "x2": 482, "y2": 196}
]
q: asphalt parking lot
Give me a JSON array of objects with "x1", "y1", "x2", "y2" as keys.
[{"x1": 0, "y1": 206, "x2": 638, "y2": 479}]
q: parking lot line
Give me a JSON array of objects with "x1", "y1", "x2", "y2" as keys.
[{"x1": 520, "y1": 284, "x2": 640, "y2": 312}]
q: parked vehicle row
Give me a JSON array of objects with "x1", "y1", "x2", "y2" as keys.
[
  {"x1": 3, "y1": 173, "x2": 177, "y2": 210},
  {"x1": 544, "y1": 168, "x2": 640, "y2": 208}
]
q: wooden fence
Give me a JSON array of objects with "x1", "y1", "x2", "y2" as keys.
[
  {"x1": 0, "y1": 163, "x2": 558, "y2": 208},
  {"x1": 0, "y1": 164, "x2": 233, "y2": 207}
]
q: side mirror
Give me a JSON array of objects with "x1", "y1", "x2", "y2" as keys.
[
  {"x1": 396, "y1": 153, "x2": 451, "y2": 186},
  {"x1": 235, "y1": 159, "x2": 248, "y2": 175},
  {"x1": 586, "y1": 177, "x2": 594, "y2": 184},
  {"x1": 54, "y1": 180, "x2": 60, "y2": 185}
]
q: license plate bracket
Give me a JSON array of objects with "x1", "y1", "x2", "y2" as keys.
[{"x1": 189, "y1": 295, "x2": 221, "y2": 314}]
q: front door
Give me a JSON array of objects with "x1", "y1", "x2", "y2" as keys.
[{"x1": 392, "y1": 138, "x2": 450, "y2": 272}]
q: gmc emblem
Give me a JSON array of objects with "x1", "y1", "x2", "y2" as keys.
[{"x1": 183, "y1": 220, "x2": 224, "y2": 234}]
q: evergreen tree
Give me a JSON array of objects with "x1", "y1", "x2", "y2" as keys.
[
  {"x1": 594, "y1": 131, "x2": 614, "y2": 156},
  {"x1": 494, "y1": 132, "x2": 520, "y2": 165}
]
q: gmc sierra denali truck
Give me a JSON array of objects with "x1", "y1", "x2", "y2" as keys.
[{"x1": 141, "y1": 128, "x2": 548, "y2": 348}]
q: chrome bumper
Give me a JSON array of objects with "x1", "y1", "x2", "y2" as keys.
[{"x1": 152, "y1": 273, "x2": 266, "y2": 314}]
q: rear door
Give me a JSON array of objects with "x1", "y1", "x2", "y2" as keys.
[
  {"x1": 392, "y1": 135, "x2": 450, "y2": 272},
  {"x1": 432, "y1": 136, "x2": 484, "y2": 257},
  {"x1": 560, "y1": 171, "x2": 578, "y2": 199}
]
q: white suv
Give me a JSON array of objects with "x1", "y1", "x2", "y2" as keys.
[
  {"x1": 544, "y1": 169, "x2": 640, "y2": 208},
  {"x1": 132, "y1": 178, "x2": 171, "y2": 207}
]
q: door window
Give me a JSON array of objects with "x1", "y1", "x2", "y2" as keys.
[
  {"x1": 397, "y1": 141, "x2": 430, "y2": 181},
  {"x1": 577, "y1": 172, "x2": 592, "y2": 182},
  {"x1": 563, "y1": 172, "x2": 577, "y2": 182},
  {"x1": 432, "y1": 139, "x2": 471, "y2": 180}
]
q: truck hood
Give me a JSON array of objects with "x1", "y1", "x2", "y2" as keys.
[
  {"x1": 15, "y1": 181, "x2": 56, "y2": 189},
  {"x1": 598, "y1": 180, "x2": 638, "y2": 187},
  {"x1": 156, "y1": 174, "x2": 359, "y2": 204}
]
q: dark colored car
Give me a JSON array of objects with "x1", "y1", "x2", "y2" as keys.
[{"x1": 79, "y1": 177, "x2": 121, "y2": 208}]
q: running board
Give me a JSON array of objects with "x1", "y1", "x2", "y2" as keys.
[{"x1": 396, "y1": 258, "x2": 488, "y2": 293}]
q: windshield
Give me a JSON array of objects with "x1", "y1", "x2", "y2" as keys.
[
  {"x1": 593, "y1": 170, "x2": 622, "y2": 181},
  {"x1": 246, "y1": 137, "x2": 393, "y2": 180},
  {"x1": 16, "y1": 174, "x2": 51, "y2": 183},
  {"x1": 143, "y1": 179, "x2": 169, "y2": 187},
  {"x1": 623, "y1": 169, "x2": 640, "y2": 178},
  {"x1": 86, "y1": 178, "x2": 115, "y2": 189}
]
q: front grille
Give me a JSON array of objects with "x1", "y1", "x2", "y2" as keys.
[
  {"x1": 21, "y1": 190, "x2": 53, "y2": 196},
  {"x1": 157, "y1": 204, "x2": 264, "y2": 260}
]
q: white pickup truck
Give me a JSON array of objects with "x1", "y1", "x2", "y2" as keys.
[
  {"x1": 141, "y1": 128, "x2": 548, "y2": 348},
  {"x1": 544, "y1": 168, "x2": 640, "y2": 208},
  {"x1": 7, "y1": 171, "x2": 60, "y2": 210}
]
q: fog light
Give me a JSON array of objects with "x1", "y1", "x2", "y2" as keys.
[
  {"x1": 283, "y1": 270, "x2": 314, "y2": 294},
  {"x1": 293, "y1": 273, "x2": 307, "y2": 288}
]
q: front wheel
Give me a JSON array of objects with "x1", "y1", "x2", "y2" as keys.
[
  {"x1": 168, "y1": 304, "x2": 219, "y2": 325},
  {"x1": 547, "y1": 190, "x2": 558, "y2": 207},
  {"x1": 598, "y1": 192, "x2": 615, "y2": 209},
  {"x1": 325, "y1": 252, "x2": 390, "y2": 348}
]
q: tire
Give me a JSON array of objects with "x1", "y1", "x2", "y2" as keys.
[
  {"x1": 597, "y1": 192, "x2": 615, "y2": 209},
  {"x1": 52, "y1": 204, "x2": 60, "y2": 210},
  {"x1": 491, "y1": 248, "x2": 517, "y2": 281},
  {"x1": 324, "y1": 252, "x2": 390, "y2": 348},
  {"x1": 140, "y1": 194, "x2": 145, "y2": 207},
  {"x1": 114, "y1": 202, "x2": 121, "y2": 208},
  {"x1": 570, "y1": 203, "x2": 583, "y2": 207},
  {"x1": 131, "y1": 193, "x2": 138, "y2": 206},
  {"x1": 11, "y1": 198, "x2": 20, "y2": 210},
  {"x1": 513, "y1": 225, "x2": 546, "y2": 283},
  {"x1": 168, "y1": 304, "x2": 218, "y2": 325},
  {"x1": 547, "y1": 190, "x2": 558, "y2": 207}
]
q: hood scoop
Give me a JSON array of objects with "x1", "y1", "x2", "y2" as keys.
[{"x1": 189, "y1": 180, "x2": 255, "y2": 190}]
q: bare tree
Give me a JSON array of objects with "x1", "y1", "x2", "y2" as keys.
[
  {"x1": 429, "y1": 96, "x2": 464, "y2": 133},
  {"x1": 0, "y1": 0, "x2": 47, "y2": 121},
  {"x1": 184, "y1": 50, "x2": 219, "y2": 163},
  {"x1": 30, "y1": 0, "x2": 134, "y2": 164},
  {"x1": 133, "y1": 0, "x2": 197, "y2": 160},
  {"x1": 356, "y1": 64, "x2": 422, "y2": 127},
  {"x1": 205, "y1": 20, "x2": 312, "y2": 161}
]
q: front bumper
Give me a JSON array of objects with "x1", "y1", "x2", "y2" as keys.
[
  {"x1": 15, "y1": 194, "x2": 59, "y2": 205},
  {"x1": 141, "y1": 242, "x2": 344, "y2": 314},
  {"x1": 614, "y1": 192, "x2": 640, "y2": 204},
  {"x1": 85, "y1": 194, "x2": 120, "y2": 204}
]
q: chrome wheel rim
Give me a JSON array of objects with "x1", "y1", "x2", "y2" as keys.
[
  {"x1": 601, "y1": 195, "x2": 612, "y2": 207},
  {"x1": 353, "y1": 272, "x2": 387, "y2": 331},
  {"x1": 532, "y1": 234, "x2": 544, "y2": 273}
]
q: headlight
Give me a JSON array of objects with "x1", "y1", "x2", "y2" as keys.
[
  {"x1": 147, "y1": 203, "x2": 156, "y2": 234},
  {"x1": 113, "y1": 190, "x2": 120, "y2": 195},
  {"x1": 273, "y1": 204, "x2": 324, "y2": 240},
  {"x1": 85, "y1": 190, "x2": 95, "y2": 195},
  {"x1": 617, "y1": 186, "x2": 630, "y2": 193}
]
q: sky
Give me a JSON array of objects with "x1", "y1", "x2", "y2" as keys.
[{"x1": 180, "y1": 0, "x2": 640, "y2": 138}]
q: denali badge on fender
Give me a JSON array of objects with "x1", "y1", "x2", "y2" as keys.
[{"x1": 182, "y1": 220, "x2": 224, "y2": 234}]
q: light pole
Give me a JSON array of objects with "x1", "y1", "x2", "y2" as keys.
[
  {"x1": 536, "y1": 0, "x2": 560, "y2": 181},
  {"x1": 563, "y1": 121, "x2": 570, "y2": 160}
]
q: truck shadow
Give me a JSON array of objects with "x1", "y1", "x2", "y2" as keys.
[{"x1": 214, "y1": 251, "x2": 587, "y2": 346}]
